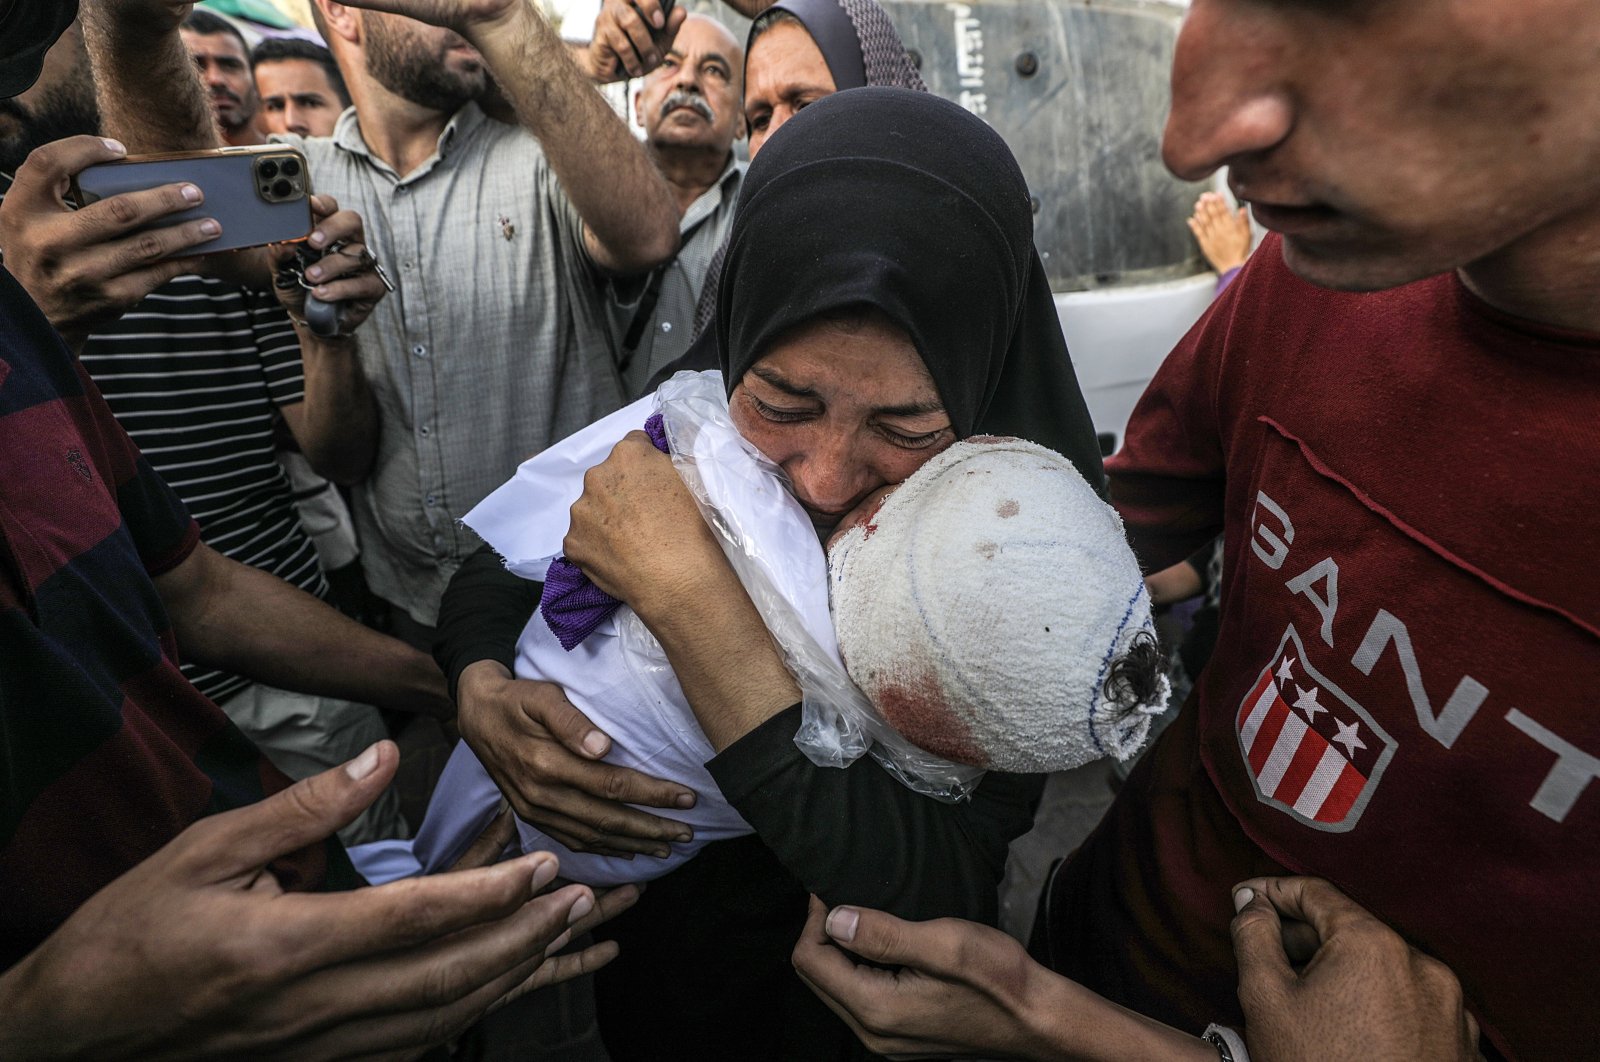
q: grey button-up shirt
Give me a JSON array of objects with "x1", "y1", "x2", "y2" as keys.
[
  {"x1": 281, "y1": 104, "x2": 624, "y2": 625},
  {"x1": 609, "y1": 157, "x2": 744, "y2": 398}
]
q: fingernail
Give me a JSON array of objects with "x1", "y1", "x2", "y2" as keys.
[
  {"x1": 825, "y1": 907, "x2": 858, "y2": 943},
  {"x1": 345, "y1": 742, "x2": 381, "y2": 781},
  {"x1": 567, "y1": 892, "x2": 595, "y2": 924},
  {"x1": 200, "y1": 219, "x2": 221, "y2": 236},
  {"x1": 180, "y1": 184, "x2": 202, "y2": 204},
  {"x1": 674, "y1": 791, "x2": 696, "y2": 809},
  {"x1": 530, "y1": 856, "x2": 558, "y2": 893},
  {"x1": 652, "y1": 10, "x2": 664, "y2": 27},
  {"x1": 312, "y1": 286, "x2": 331, "y2": 298},
  {"x1": 652, "y1": 846, "x2": 670, "y2": 859},
  {"x1": 102, "y1": 138, "x2": 126, "y2": 155},
  {"x1": 1232, "y1": 886, "x2": 1255, "y2": 912},
  {"x1": 309, "y1": 230, "x2": 326, "y2": 247},
  {"x1": 582, "y1": 730, "x2": 609, "y2": 757},
  {"x1": 546, "y1": 928, "x2": 572, "y2": 954},
  {"x1": 675, "y1": 830, "x2": 692, "y2": 844},
  {"x1": 306, "y1": 265, "x2": 323, "y2": 281}
]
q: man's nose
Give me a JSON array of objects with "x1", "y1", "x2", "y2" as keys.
[
  {"x1": 285, "y1": 104, "x2": 308, "y2": 136},
  {"x1": 1161, "y1": 0, "x2": 1294, "y2": 181}
]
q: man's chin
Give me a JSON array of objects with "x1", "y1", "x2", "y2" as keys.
[{"x1": 1277, "y1": 233, "x2": 1444, "y2": 294}]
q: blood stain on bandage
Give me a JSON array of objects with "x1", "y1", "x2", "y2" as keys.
[
  {"x1": 996, "y1": 499, "x2": 1020, "y2": 518},
  {"x1": 870, "y1": 668, "x2": 989, "y2": 767},
  {"x1": 976, "y1": 541, "x2": 998, "y2": 560}
]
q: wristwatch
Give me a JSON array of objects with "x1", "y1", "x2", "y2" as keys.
[{"x1": 1202, "y1": 1024, "x2": 1250, "y2": 1062}]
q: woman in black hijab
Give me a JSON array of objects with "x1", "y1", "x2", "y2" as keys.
[{"x1": 550, "y1": 87, "x2": 1103, "y2": 1061}]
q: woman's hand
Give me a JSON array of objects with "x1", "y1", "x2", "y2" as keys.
[
  {"x1": 455, "y1": 661, "x2": 697, "y2": 859},
  {"x1": 563, "y1": 431, "x2": 727, "y2": 622}
]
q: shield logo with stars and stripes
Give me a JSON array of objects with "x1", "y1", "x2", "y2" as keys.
[{"x1": 1235, "y1": 626, "x2": 1396, "y2": 832}]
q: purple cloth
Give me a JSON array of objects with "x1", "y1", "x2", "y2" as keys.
[{"x1": 539, "y1": 414, "x2": 669, "y2": 650}]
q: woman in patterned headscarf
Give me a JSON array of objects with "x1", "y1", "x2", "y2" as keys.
[{"x1": 663, "y1": 0, "x2": 929, "y2": 361}]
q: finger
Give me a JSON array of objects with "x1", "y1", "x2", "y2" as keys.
[
  {"x1": 309, "y1": 210, "x2": 364, "y2": 251},
  {"x1": 617, "y1": 11, "x2": 658, "y2": 72},
  {"x1": 307, "y1": 193, "x2": 339, "y2": 224},
  {"x1": 1247, "y1": 876, "x2": 1373, "y2": 945},
  {"x1": 631, "y1": 0, "x2": 665, "y2": 30},
  {"x1": 275, "y1": 852, "x2": 563, "y2": 971},
  {"x1": 518, "y1": 939, "x2": 620, "y2": 993},
  {"x1": 308, "y1": 278, "x2": 384, "y2": 307},
  {"x1": 8, "y1": 135, "x2": 128, "y2": 210},
  {"x1": 514, "y1": 680, "x2": 615, "y2": 760},
  {"x1": 817, "y1": 904, "x2": 965, "y2": 977},
  {"x1": 176, "y1": 741, "x2": 401, "y2": 878},
  {"x1": 525, "y1": 726, "x2": 695, "y2": 811},
  {"x1": 1228, "y1": 885, "x2": 1296, "y2": 1011},
  {"x1": 447, "y1": 805, "x2": 518, "y2": 872},
  {"x1": 70, "y1": 181, "x2": 211, "y2": 248},
  {"x1": 81, "y1": 216, "x2": 223, "y2": 283},
  {"x1": 564, "y1": 882, "x2": 642, "y2": 938},
  {"x1": 282, "y1": 882, "x2": 599, "y2": 1047},
  {"x1": 534, "y1": 764, "x2": 694, "y2": 837},
  {"x1": 520, "y1": 800, "x2": 677, "y2": 857}
]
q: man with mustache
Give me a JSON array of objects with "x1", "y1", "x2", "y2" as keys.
[
  {"x1": 605, "y1": 13, "x2": 745, "y2": 396},
  {"x1": 179, "y1": 8, "x2": 262, "y2": 146}
]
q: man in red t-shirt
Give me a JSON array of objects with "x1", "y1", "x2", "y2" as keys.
[{"x1": 793, "y1": 2, "x2": 1600, "y2": 1061}]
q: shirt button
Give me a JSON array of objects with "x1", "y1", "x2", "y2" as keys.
[
  {"x1": 426, "y1": 493, "x2": 437, "y2": 506},
  {"x1": 403, "y1": 260, "x2": 415, "y2": 271},
  {"x1": 660, "y1": 321, "x2": 673, "y2": 334},
  {"x1": 419, "y1": 425, "x2": 431, "y2": 437},
  {"x1": 412, "y1": 344, "x2": 428, "y2": 358}
]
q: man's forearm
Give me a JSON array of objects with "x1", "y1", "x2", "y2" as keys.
[
  {"x1": 81, "y1": 4, "x2": 219, "y2": 154},
  {"x1": 156, "y1": 544, "x2": 450, "y2": 717},
  {"x1": 464, "y1": 2, "x2": 679, "y2": 274},
  {"x1": 292, "y1": 333, "x2": 379, "y2": 486}
]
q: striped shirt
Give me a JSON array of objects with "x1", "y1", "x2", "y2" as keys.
[
  {"x1": 278, "y1": 103, "x2": 624, "y2": 627},
  {"x1": 0, "y1": 266, "x2": 357, "y2": 969},
  {"x1": 80, "y1": 276, "x2": 325, "y2": 702}
]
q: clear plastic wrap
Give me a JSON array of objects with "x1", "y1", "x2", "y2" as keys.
[{"x1": 617, "y1": 372, "x2": 985, "y2": 803}]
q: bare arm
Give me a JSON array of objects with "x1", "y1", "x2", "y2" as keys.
[
  {"x1": 81, "y1": 0, "x2": 217, "y2": 156},
  {"x1": 343, "y1": 0, "x2": 680, "y2": 275},
  {"x1": 563, "y1": 432, "x2": 800, "y2": 750},
  {"x1": 154, "y1": 542, "x2": 452, "y2": 718},
  {"x1": 276, "y1": 338, "x2": 378, "y2": 485}
]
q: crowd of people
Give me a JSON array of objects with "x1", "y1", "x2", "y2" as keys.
[{"x1": 0, "y1": 0, "x2": 1593, "y2": 1059}]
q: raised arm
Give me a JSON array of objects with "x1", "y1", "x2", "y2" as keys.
[
  {"x1": 81, "y1": 0, "x2": 220, "y2": 155},
  {"x1": 341, "y1": 0, "x2": 680, "y2": 275}
]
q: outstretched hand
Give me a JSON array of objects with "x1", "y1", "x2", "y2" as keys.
[
  {"x1": 268, "y1": 194, "x2": 390, "y2": 336},
  {"x1": 0, "y1": 741, "x2": 639, "y2": 1060},
  {"x1": 1232, "y1": 876, "x2": 1482, "y2": 1062},
  {"x1": 1188, "y1": 190, "x2": 1252, "y2": 274}
]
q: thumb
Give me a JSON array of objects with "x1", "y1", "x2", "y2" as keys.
[
  {"x1": 10, "y1": 134, "x2": 127, "y2": 207},
  {"x1": 181, "y1": 740, "x2": 399, "y2": 880},
  {"x1": 823, "y1": 904, "x2": 964, "y2": 975},
  {"x1": 1230, "y1": 884, "x2": 1295, "y2": 1014}
]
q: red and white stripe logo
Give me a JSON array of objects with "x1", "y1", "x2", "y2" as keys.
[{"x1": 1235, "y1": 627, "x2": 1395, "y2": 832}]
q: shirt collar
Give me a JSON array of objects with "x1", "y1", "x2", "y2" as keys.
[
  {"x1": 681, "y1": 157, "x2": 745, "y2": 234},
  {"x1": 331, "y1": 101, "x2": 488, "y2": 184}
]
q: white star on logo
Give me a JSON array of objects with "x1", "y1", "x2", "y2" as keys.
[
  {"x1": 1276, "y1": 656, "x2": 1296, "y2": 686},
  {"x1": 1293, "y1": 684, "x2": 1326, "y2": 722},
  {"x1": 1333, "y1": 719, "x2": 1366, "y2": 760}
]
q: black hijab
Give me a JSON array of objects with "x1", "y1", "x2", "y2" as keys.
[
  {"x1": 0, "y1": 0, "x2": 79, "y2": 99},
  {"x1": 712, "y1": 87, "x2": 1105, "y2": 492}
]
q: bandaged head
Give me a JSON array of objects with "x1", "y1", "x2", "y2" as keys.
[{"x1": 827, "y1": 437, "x2": 1168, "y2": 772}]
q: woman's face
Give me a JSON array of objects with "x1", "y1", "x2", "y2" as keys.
[
  {"x1": 743, "y1": 21, "x2": 837, "y2": 158},
  {"x1": 729, "y1": 312, "x2": 955, "y2": 533}
]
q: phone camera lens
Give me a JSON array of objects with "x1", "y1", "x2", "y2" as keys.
[
  {"x1": 259, "y1": 159, "x2": 280, "y2": 179},
  {"x1": 280, "y1": 159, "x2": 301, "y2": 178},
  {"x1": 271, "y1": 179, "x2": 293, "y2": 199}
]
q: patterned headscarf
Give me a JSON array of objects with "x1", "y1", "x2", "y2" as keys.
[{"x1": 668, "y1": 0, "x2": 927, "y2": 350}]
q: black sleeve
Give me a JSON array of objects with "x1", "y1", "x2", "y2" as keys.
[
  {"x1": 706, "y1": 704, "x2": 1045, "y2": 925},
  {"x1": 433, "y1": 541, "x2": 541, "y2": 700}
]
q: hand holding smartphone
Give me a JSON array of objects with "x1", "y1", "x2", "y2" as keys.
[{"x1": 70, "y1": 144, "x2": 314, "y2": 257}]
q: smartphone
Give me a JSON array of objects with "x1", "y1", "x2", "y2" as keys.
[
  {"x1": 69, "y1": 145, "x2": 313, "y2": 257},
  {"x1": 614, "y1": 0, "x2": 678, "y2": 78}
]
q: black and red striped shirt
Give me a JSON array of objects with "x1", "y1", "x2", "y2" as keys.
[{"x1": 0, "y1": 268, "x2": 357, "y2": 971}]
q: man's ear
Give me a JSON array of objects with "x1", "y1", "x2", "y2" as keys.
[
  {"x1": 317, "y1": 1, "x2": 361, "y2": 46},
  {"x1": 634, "y1": 87, "x2": 644, "y2": 129}
]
